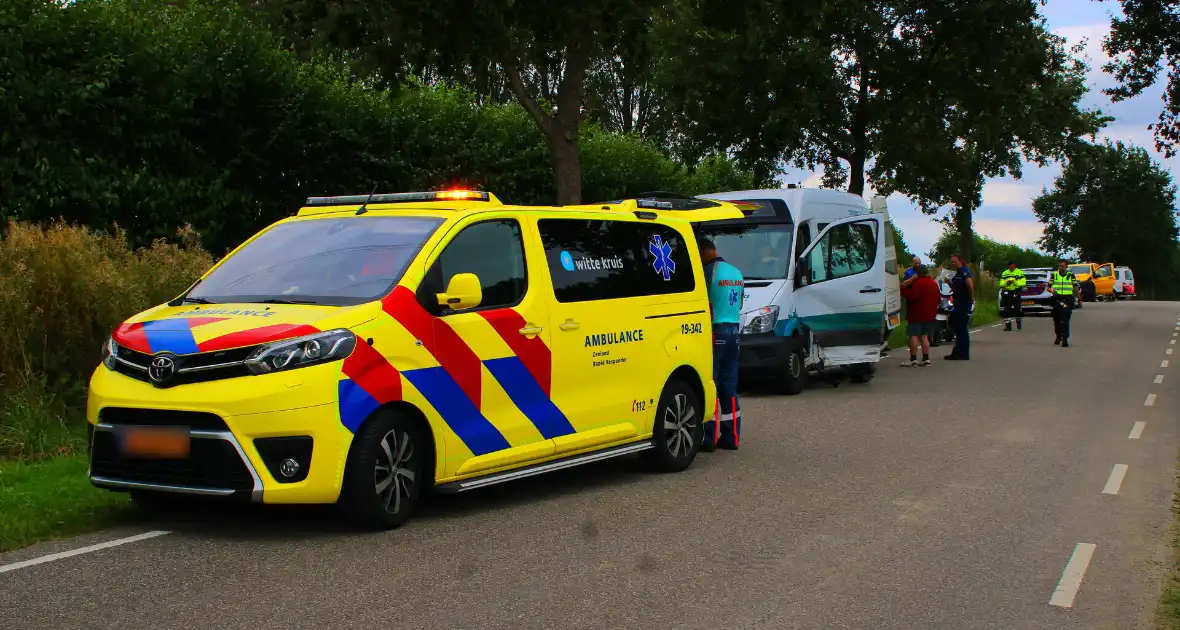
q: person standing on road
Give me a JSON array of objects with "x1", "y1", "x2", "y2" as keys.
[
  {"x1": 900, "y1": 264, "x2": 939, "y2": 367},
  {"x1": 999, "y1": 261, "x2": 1027, "y2": 332},
  {"x1": 699, "y1": 237, "x2": 744, "y2": 451},
  {"x1": 902, "y1": 256, "x2": 921, "y2": 282},
  {"x1": 945, "y1": 254, "x2": 974, "y2": 361},
  {"x1": 1049, "y1": 259, "x2": 1076, "y2": 348}
]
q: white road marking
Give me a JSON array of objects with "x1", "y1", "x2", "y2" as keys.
[
  {"x1": 1145, "y1": 393, "x2": 1157, "y2": 406},
  {"x1": 1050, "y1": 543, "x2": 1097, "y2": 608},
  {"x1": 1129, "y1": 422, "x2": 1146, "y2": 439},
  {"x1": 1103, "y1": 464, "x2": 1129, "y2": 495},
  {"x1": 991, "y1": 324, "x2": 1002, "y2": 328},
  {"x1": 1164, "y1": 360, "x2": 1172, "y2": 368},
  {"x1": 1169, "y1": 349, "x2": 1174, "y2": 355},
  {"x1": 1156, "y1": 375, "x2": 1165, "y2": 384},
  {"x1": 0, "y1": 531, "x2": 170, "y2": 575},
  {"x1": 1172, "y1": 340, "x2": 1176, "y2": 345}
]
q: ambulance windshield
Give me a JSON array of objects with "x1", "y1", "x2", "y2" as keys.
[{"x1": 184, "y1": 216, "x2": 443, "y2": 306}]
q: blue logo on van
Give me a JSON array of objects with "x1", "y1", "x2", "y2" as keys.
[
  {"x1": 559, "y1": 251, "x2": 575, "y2": 271},
  {"x1": 649, "y1": 236, "x2": 676, "y2": 280}
]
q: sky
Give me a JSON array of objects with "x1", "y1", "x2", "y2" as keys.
[{"x1": 780, "y1": 0, "x2": 1180, "y2": 260}]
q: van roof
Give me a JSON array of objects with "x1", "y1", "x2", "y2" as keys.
[
  {"x1": 296, "y1": 189, "x2": 756, "y2": 222},
  {"x1": 699, "y1": 187, "x2": 870, "y2": 222}
]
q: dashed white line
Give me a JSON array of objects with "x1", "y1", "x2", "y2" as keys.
[
  {"x1": 1129, "y1": 422, "x2": 1146, "y2": 439},
  {"x1": 1164, "y1": 360, "x2": 1171, "y2": 368},
  {"x1": 1050, "y1": 543, "x2": 1097, "y2": 608},
  {"x1": 1172, "y1": 340, "x2": 1176, "y2": 345},
  {"x1": 1156, "y1": 375, "x2": 1165, "y2": 384},
  {"x1": 1168, "y1": 349, "x2": 1174, "y2": 355},
  {"x1": 1145, "y1": 393, "x2": 1157, "y2": 406},
  {"x1": 1103, "y1": 464, "x2": 1129, "y2": 495},
  {"x1": 0, "y1": 531, "x2": 170, "y2": 574}
]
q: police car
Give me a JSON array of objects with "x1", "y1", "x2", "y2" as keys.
[{"x1": 88, "y1": 190, "x2": 751, "y2": 528}]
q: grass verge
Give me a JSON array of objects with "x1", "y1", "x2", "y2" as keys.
[
  {"x1": 1158, "y1": 469, "x2": 1180, "y2": 628},
  {"x1": 0, "y1": 455, "x2": 134, "y2": 553}
]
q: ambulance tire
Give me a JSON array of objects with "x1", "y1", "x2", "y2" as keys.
[
  {"x1": 339, "y1": 408, "x2": 426, "y2": 530},
  {"x1": 847, "y1": 363, "x2": 876, "y2": 384},
  {"x1": 643, "y1": 379, "x2": 703, "y2": 473},
  {"x1": 773, "y1": 347, "x2": 807, "y2": 396}
]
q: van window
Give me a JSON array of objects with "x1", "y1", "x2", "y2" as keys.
[
  {"x1": 1126, "y1": 269, "x2": 1134, "y2": 281},
  {"x1": 805, "y1": 220, "x2": 877, "y2": 283},
  {"x1": 698, "y1": 223, "x2": 794, "y2": 280},
  {"x1": 795, "y1": 223, "x2": 813, "y2": 260},
  {"x1": 422, "y1": 219, "x2": 527, "y2": 311},
  {"x1": 538, "y1": 219, "x2": 694, "y2": 302},
  {"x1": 1096, "y1": 265, "x2": 1113, "y2": 277}
]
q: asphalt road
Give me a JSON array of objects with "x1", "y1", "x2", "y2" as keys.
[{"x1": 2, "y1": 301, "x2": 1178, "y2": 629}]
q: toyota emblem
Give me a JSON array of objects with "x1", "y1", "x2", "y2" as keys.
[{"x1": 148, "y1": 354, "x2": 177, "y2": 384}]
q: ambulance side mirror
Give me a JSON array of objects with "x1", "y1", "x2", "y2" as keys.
[
  {"x1": 437, "y1": 273, "x2": 483, "y2": 311},
  {"x1": 794, "y1": 258, "x2": 808, "y2": 287}
]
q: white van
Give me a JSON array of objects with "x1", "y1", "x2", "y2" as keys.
[
  {"x1": 1114, "y1": 266, "x2": 1136, "y2": 299},
  {"x1": 698, "y1": 187, "x2": 902, "y2": 394}
]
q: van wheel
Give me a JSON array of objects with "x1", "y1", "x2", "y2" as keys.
[
  {"x1": 848, "y1": 363, "x2": 876, "y2": 384},
  {"x1": 338, "y1": 409, "x2": 426, "y2": 530},
  {"x1": 773, "y1": 347, "x2": 807, "y2": 396},
  {"x1": 643, "y1": 380, "x2": 702, "y2": 473}
]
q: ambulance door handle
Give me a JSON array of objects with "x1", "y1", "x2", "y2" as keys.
[
  {"x1": 518, "y1": 325, "x2": 543, "y2": 336},
  {"x1": 559, "y1": 319, "x2": 581, "y2": 331},
  {"x1": 859, "y1": 287, "x2": 882, "y2": 293}
]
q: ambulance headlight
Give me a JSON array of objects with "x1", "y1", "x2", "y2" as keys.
[
  {"x1": 101, "y1": 336, "x2": 118, "y2": 370},
  {"x1": 246, "y1": 329, "x2": 357, "y2": 375},
  {"x1": 742, "y1": 305, "x2": 779, "y2": 335}
]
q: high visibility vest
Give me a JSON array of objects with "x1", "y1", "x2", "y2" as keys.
[
  {"x1": 1052, "y1": 271, "x2": 1075, "y2": 295},
  {"x1": 1000, "y1": 268, "x2": 1026, "y2": 291}
]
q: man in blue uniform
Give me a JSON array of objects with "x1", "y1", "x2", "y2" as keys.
[
  {"x1": 699, "y1": 237, "x2": 744, "y2": 451},
  {"x1": 945, "y1": 253, "x2": 974, "y2": 361}
]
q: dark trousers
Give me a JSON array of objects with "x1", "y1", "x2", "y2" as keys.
[
  {"x1": 951, "y1": 309, "x2": 970, "y2": 359},
  {"x1": 705, "y1": 323, "x2": 741, "y2": 448},
  {"x1": 1000, "y1": 290, "x2": 1023, "y2": 321},
  {"x1": 1053, "y1": 295, "x2": 1074, "y2": 340}
]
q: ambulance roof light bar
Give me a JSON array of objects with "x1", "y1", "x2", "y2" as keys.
[{"x1": 304, "y1": 190, "x2": 492, "y2": 207}]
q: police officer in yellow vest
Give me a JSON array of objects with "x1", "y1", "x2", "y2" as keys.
[
  {"x1": 1049, "y1": 259, "x2": 1076, "y2": 348},
  {"x1": 999, "y1": 261, "x2": 1027, "y2": 332}
]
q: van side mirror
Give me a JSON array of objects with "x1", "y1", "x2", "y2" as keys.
[
  {"x1": 794, "y1": 258, "x2": 807, "y2": 287},
  {"x1": 437, "y1": 273, "x2": 482, "y2": 311}
]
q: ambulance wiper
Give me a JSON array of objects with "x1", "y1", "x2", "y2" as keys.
[
  {"x1": 182, "y1": 297, "x2": 217, "y2": 304},
  {"x1": 255, "y1": 298, "x2": 320, "y2": 305}
]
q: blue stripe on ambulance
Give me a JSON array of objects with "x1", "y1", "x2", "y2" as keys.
[
  {"x1": 483, "y1": 356, "x2": 576, "y2": 440},
  {"x1": 402, "y1": 367, "x2": 512, "y2": 456},
  {"x1": 337, "y1": 379, "x2": 381, "y2": 434},
  {"x1": 141, "y1": 319, "x2": 200, "y2": 355}
]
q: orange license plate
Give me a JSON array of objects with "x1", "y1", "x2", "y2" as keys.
[{"x1": 117, "y1": 426, "x2": 190, "y2": 459}]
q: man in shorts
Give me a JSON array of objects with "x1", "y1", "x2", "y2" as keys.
[{"x1": 900, "y1": 264, "x2": 939, "y2": 367}]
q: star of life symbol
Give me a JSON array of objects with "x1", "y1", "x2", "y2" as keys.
[{"x1": 649, "y1": 235, "x2": 676, "y2": 281}]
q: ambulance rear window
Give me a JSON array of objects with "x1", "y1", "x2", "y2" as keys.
[{"x1": 538, "y1": 219, "x2": 695, "y2": 303}]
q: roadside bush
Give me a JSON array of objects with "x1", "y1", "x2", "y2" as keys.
[{"x1": 0, "y1": 221, "x2": 212, "y2": 457}]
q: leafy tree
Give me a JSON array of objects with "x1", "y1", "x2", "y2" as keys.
[
  {"x1": 1102, "y1": 0, "x2": 1180, "y2": 155},
  {"x1": 1032, "y1": 140, "x2": 1180, "y2": 297},
  {"x1": 928, "y1": 229, "x2": 1057, "y2": 270},
  {"x1": 262, "y1": 0, "x2": 668, "y2": 205},
  {"x1": 655, "y1": 0, "x2": 1105, "y2": 261}
]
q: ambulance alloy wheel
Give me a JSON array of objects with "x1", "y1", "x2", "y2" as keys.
[
  {"x1": 644, "y1": 379, "x2": 702, "y2": 473},
  {"x1": 339, "y1": 409, "x2": 425, "y2": 530}
]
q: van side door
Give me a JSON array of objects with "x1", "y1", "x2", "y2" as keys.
[{"x1": 790, "y1": 214, "x2": 887, "y2": 367}]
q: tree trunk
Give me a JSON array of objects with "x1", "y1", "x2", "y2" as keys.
[
  {"x1": 846, "y1": 63, "x2": 871, "y2": 196},
  {"x1": 954, "y1": 204, "x2": 974, "y2": 264},
  {"x1": 548, "y1": 124, "x2": 582, "y2": 206}
]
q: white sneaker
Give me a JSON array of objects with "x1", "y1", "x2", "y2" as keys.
[{"x1": 901, "y1": 360, "x2": 917, "y2": 367}]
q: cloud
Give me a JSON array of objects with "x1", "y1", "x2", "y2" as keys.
[
  {"x1": 974, "y1": 217, "x2": 1046, "y2": 248},
  {"x1": 981, "y1": 181, "x2": 1043, "y2": 208}
]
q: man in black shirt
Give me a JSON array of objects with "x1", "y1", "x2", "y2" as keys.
[{"x1": 945, "y1": 254, "x2": 974, "y2": 361}]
